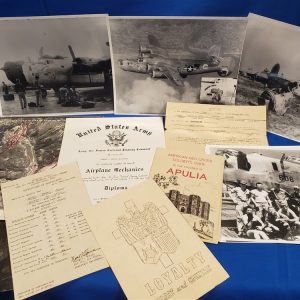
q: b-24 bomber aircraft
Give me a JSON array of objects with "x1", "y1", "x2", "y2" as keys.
[
  {"x1": 0, "y1": 45, "x2": 112, "y2": 96},
  {"x1": 118, "y1": 34, "x2": 236, "y2": 86}
]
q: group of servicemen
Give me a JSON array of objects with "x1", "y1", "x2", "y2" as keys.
[
  {"x1": 229, "y1": 181, "x2": 300, "y2": 240},
  {"x1": 2, "y1": 78, "x2": 80, "y2": 110}
]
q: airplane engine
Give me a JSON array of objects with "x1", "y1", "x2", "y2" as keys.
[
  {"x1": 217, "y1": 68, "x2": 230, "y2": 77},
  {"x1": 151, "y1": 70, "x2": 165, "y2": 78}
]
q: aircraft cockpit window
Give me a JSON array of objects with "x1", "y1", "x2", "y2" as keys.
[
  {"x1": 272, "y1": 162, "x2": 279, "y2": 171},
  {"x1": 61, "y1": 65, "x2": 64, "y2": 68}
]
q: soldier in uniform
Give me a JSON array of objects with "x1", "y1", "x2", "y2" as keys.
[
  {"x1": 229, "y1": 180, "x2": 251, "y2": 235},
  {"x1": 14, "y1": 79, "x2": 27, "y2": 109},
  {"x1": 268, "y1": 181, "x2": 289, "y2": 210},
  {"x1": 288, "y1": 186, "x2": 300, "y2": 216}
]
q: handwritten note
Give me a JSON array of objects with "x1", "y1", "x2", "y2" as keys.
[
  {"x1": 166, "y1": 102, "x2": 267, "y2": 133},
  {"x1": 165, "y1": 103, "x2": 267, "y2": 150},
  {"x1": 84, "y1": 180, "x2": 228, "y2": 300},
  {"x1": 165, "y1": 129, "x2": 268, "y2": 151},
  {"x1": 1, "y1": 163, "x2": 108, "y2": 300}
]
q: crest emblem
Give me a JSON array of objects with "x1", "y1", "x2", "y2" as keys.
[{"x1": 105, "y1": 130, "x2": 128, "y2": 147}]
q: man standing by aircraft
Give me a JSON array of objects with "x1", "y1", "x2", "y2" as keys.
[
  {"x1": 34, "y1": 74, "x2": 41, "y2": 107},
  {"x1": 14, "y1": 79, "x2": 27, "y2": 109},
  {"x1": 229, "y1": 180, "x2": 251, "y2": 236},
  {"x1": 250, "y1": 182, "x2": 272, "y2": 221}
]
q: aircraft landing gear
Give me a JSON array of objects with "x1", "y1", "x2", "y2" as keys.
[
  {"x1": 41, "y1": 88, "x2": 47, "y2": 99},
  {"x1": 53, "y1": 88, "x2": 60, "y2": 97}
]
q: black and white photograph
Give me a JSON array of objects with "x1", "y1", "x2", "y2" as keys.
[
  {"x1": 0, "y1": 118, "x2": 65, "y2": 220},
  {"x1": 0, "y1": 15, "x2": 113, "y2": 116},
  {"x1": 0, "y1": 221, "x2": 12, "y2": 292},
  {"x1": 109, "y1": 17, "x2": 247, "y2": 114},
  {"x1": 199, "y1": 77, "x2": 237, "y2": 105},
  {"x1": 206, "y1": 145, "x2": 300, "y2": 243},
  {"x1": 236, "y1": 13, "x2": 300, "y2": 141}
]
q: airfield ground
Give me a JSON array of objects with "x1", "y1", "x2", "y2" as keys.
[
  {"x1": 236, "y1": 76, "x2": 300, "y2": 141},
  {"x1": 0, "y1": 88, "x2": 113, "y2": 116}
]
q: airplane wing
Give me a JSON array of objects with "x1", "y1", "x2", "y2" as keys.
[{"x1": 160, "y1": 66, "x2": 184, "y2": 87}]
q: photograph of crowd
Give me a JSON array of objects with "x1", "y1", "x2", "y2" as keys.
[{"x1": 206, "y1": 145, "x2": 300, "y2": 242}]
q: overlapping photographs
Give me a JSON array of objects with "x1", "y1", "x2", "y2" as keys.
[
  {"x1": 0, "y1": 118, "x2": 65, "y2": 220},
  {"x1": 199, "y1": 77, "x2": 237, "y2": 105},
  {"x1": 0, "y1": 15, "x2": 113, "y2": 116},
  {"x1": 206, "y1": 145, "x2": 300, "y2": 243},
  {"x1": 236, "y1": 14, "x2": 300, "y2": 141},
  {"x1": 109, "y1": 17, "x2": 247, "y2": 114}
]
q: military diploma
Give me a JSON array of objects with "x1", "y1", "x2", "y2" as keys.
[
  {"x1": 1, "y1": 163, "x2": 107, "y2": 300},
  {"x1": 150, "y1": 148, "x2": 224, "y2": 243},
  {"x1": 58, "y1": 117, "x2": 165, "y2": 204},
  {"x1": 84, "y1": 180, "x2": 229, "y2": 300}
]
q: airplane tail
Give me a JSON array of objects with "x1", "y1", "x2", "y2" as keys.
[
  {"x1": 39, "y1": 47, "x2": 44, "y2": 59},
  {"x1": 148, "y1": 34, "x2": 161, "y2": 48},
  {"x1": 270, "y1": 63, "x2": 280, "y2": 75},
  {"x1": 208, "y1": 45, "x2": 221, "y2": 58}
]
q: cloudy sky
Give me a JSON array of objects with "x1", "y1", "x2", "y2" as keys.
[
  {"x1": 240, "y1": 14, "x2": 300, "y2": 81},
  {"x1": 0, "y1": 15, "x2": 110, "y2": 83}
]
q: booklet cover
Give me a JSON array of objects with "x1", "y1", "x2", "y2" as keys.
[
  {"x1": 149, "y1": 148, "x2": 224, "y2": 243},
  {"x1": 84, "y1": 180, "x2": 229, "y2": 300},
  {"x1": 58, "y1": 117, "x2": 165, "y2": 204}
]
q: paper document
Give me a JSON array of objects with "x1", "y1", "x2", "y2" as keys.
[
  {"x1": 2, "y1": 163, "x2": 108, "y2": 300},
  {"x1": 58, "y1": 117, "x2": 165, "y2": 204},
  {"x1": 84, "y1": 180, "x2": 229, "y2": 300}
]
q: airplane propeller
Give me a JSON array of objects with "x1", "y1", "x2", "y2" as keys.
[
  {"x1": 68, "y1": 45, "x2": 83, "y2": 64},
  {"x1": 138, "y1": 43, "x2": 142, "y2": 57}
]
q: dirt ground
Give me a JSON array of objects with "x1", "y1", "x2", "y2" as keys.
[
  {"x1": 236, "y1": 76, "x2": 300, "y2": 141},
  {"x1": 0, "y1": 87, "x2": 113, "y2": 116}
]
